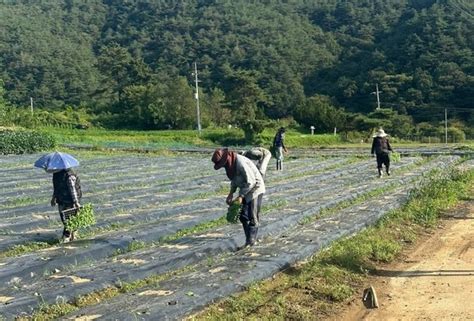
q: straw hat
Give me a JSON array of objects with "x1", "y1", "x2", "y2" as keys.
[{"x1": 373, "y1": 128, "x2": 388, "y2": 137}]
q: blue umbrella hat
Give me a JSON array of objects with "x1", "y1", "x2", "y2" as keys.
[{"x1": 34, "y1": 152, "x2": 79, "y2": 173}]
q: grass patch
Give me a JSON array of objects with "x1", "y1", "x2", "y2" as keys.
[
  {"x1": 44, "y1": 126, "x2": 345, "y2": 150},
  {"x1": 160, "y1": 216, "x2": 228, "y2": 243},
  {"x1": 42, "y1": 127, "x2": 225, "y2": 150},
  {"x1": 191, "y1": 166, "x2": 473, "y2": 320},
  {"x1": 17, "y1": 302, "x2": 77, "y2": 321},
  {"x1": 0, "y1": 241, "x2": 58, "y2": 259}
]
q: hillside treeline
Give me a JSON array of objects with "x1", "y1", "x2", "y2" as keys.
[{"x1": 0, "y1": 0, "x2": 472, "y2": 138}]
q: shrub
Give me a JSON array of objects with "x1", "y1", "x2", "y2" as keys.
[
  {"x1": 343, "y1": 131, "x2": 368, "y2": 143},
  {"x1": 447, "y1": 127, "x2": 465, "y2": 143},
  {"x1": 0, "y1": 128, "x2": 56, "y2": 154}
]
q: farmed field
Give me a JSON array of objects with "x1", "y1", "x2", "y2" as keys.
[{"x1": 0, "y1": 149, "x2": 471, "y2": 320}]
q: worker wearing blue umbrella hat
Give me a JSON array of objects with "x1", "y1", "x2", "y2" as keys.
[
  {"x1": 34, "y1": 152, "x2": 82, "y2": 242},
  {"x1": 34, "y1": 151, "x2": 80, "y2": 172}
]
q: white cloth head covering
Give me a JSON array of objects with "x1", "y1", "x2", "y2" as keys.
[{"x1": 373, "y1": 128, "x2": 388, "y2": 137}]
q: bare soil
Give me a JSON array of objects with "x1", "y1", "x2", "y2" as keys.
[{"x1": 335, "y1": 199, "x2": 474, "y2": 321}]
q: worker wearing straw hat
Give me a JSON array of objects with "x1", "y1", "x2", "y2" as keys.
[{"x1": 371, "y1": 128, "x2": 393, "y2": 178}]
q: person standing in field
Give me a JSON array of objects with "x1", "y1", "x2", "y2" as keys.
[
  {"x1": 51, "y1": 169, "x2": 82, "y2": 242},
  {"x1": 242, "y1": 146, "x2": 272, "y2": 178},
  {"x1": 371, "y1": 128, "x2": 393, "y2": 178},
  {"x1": 273, "y1": 127, "x2": 288, "y2": 170},
  {"x1": 212, "y1": 148, "x2": 265, "y2": 248}
]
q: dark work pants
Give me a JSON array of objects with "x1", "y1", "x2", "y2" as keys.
[
  {"x1": 239, "y1": 194, "x2": 263, "y2": 245},
  {"x1": 58, "y1": 203, "x2": 74, "y2": 237},
  {"x1": 376, "y1": 153, "x2": 390, "y2": 172}
]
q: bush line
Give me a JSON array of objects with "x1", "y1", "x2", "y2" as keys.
[{"x1": 0, "y1": 128, "x2": 56, "y2": 155}]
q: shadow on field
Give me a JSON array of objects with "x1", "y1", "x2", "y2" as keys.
[{"x1": 10, "y1": 232, "x2": 59, "y2": 244}]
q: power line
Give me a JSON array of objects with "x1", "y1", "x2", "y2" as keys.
[
  {"x1": 408, "y1": 106, "x2": 474, "y2": 112},
  {"x1": 382, "y1": 103, "x2": 474, "y2": 112}
]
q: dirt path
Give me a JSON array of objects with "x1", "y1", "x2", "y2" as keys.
[{"x1": 338, "y1": 199, "x2": 474, "y2": 321}]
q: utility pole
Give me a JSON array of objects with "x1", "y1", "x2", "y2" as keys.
[
  {"x1": 193, "y1": 62, "x2": 202, "y2": 134},
  {"x1": 445, "y1": 108, "x2": 448, "y2": 145},
  {"x1": 371, "y1": 84, "x2": 382, "y2": 110},
  {"x1": 30, "y1": 97, "x2": 34, "y2": 115}
]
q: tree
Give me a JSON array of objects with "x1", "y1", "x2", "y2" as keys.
[
  {"x1": 0, "y1": 0, "x2": 472, "y2": 130},
  {"x1": 116, "y1": 76, "x2": 196, "y2": 130},
  {"x1": 97, "y1": 44, "x2": 150, "y2": 104},
  {"x1": 120, "y1": 84, "x2": 163, "y2": 129},
  {"x1": 294, "y1": 95, "x2": 347, "y2": 133},
  {"x1": 0, "y1": 80, "x2": 7, "y2": 125},
  {"x1": 367, "y1": 108, "x2": 414, "y2": 138},
  {"x1": 204, "y1": 88, "x2": 231, "y2": 127},
  {"x1": 226, "y1": 69, "x2": 268, "y2": 142}
]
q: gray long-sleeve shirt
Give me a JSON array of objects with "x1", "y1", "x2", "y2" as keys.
[
  {"x1": 230, "y1": 155, "x2": 266, "y2": 202},
  {"x1": 243, "y1": 147, "x2": 272, "y2": 177}
]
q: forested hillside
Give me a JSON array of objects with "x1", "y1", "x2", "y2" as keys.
[{"x1": 0, "y1": 0, "x2": 472, "y2": 134}]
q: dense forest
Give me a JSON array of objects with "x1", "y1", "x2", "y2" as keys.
[{"x1": 0, "y1": 0, "x2": 472, "y2": 139}]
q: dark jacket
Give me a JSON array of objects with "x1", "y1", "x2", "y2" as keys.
[
  {"x1": 371, "y1": 137, "x2": 392, "y2": 155},
  {"x1": 273, "y1": 131, "x2": 286, "y2": 148},
  {"x1": 53, "y1": 170, "x2": 82, "y2": 205}
]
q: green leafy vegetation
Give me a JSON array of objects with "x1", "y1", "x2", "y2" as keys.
[
  {"x1": 65, "y1": 203, "x2": 96, "y2": 231},
  {"x1": 226, "y1": 201, "x2": 241, "y2": 224},
  {"x1": 391, "y1": 151, "x2": 401, "y2": 162},
  {"x1": 0, "y1": 128, "x2": 56, "y2": 155},
  {"x1": 0, "y1": 241, "x2": 57, "y2": 259}
]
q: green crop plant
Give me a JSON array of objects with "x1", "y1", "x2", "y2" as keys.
[
  {"x1": 261, "y1": 199, "x2": 288, "y2": 213},
  {"x1": 127, "y1": 240, "x2": 147, "y2": 252},
  {"x1": 0, "y1": 241, "x2": 56, "y2": 259},
  {"x1": 206, "y1": 256, "x2": 215, "y2": 267},
  {"x1": 226, "y1": 201, "x2": 241, "y2": 224},
  {"x1": 65, "y1": 203, "x2": 96, "y2": 231},
  {"x1": 1, "y1": 196, "x2": 39, "y2": 209},
  {"x1": 391, "y1": 151, "x2": 401, "y2": 162}
]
